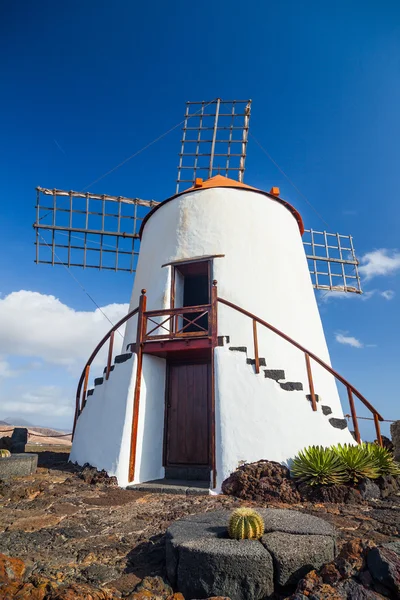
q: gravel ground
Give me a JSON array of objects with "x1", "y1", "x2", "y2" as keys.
[{"x1": 0, "y1": 451, "x2": 399, "y2": 597}]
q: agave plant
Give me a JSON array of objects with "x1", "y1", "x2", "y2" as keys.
[
  {"x1": 291, "y1": 446, "x2": 348, "y2": 486},
  {"x1": 369, "y1": 443, "x2": 400, "y2": 476},
  {"x1": 334, "y1": 443, "x2": 380, "y2": 483}
]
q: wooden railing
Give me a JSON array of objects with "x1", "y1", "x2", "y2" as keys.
[
  {"x1": 217, "y1": 296, "x2": 384, "y2": 445},
  {"x1": 144, "y1": 305, "x2": 212, "y2": 340}
]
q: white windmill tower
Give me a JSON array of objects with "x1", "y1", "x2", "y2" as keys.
[{"x1": 34, "y1": 99, "x2": 384, "y2": 490}]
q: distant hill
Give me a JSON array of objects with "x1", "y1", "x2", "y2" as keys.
[
  {"x1": 3, "y1": 417, "x2": 35, "y2": 427},
  {"x1": 0, "y1": 420, "x2": 10, "y2": 426},
  {"x1": 0, "y1": 424, "x2": 71, "y2": 445},
  {"x1": 29, "y1": 426, "x2": 69, "y2": 437}
]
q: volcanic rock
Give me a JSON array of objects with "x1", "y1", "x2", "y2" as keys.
[
  {"x1": 221, "y1": 460, "x2": 300, "y2": 503},
  {"x1": 298, "y1": 482, "x2": 363, "y2": 504},
  {"x1": 367, "y1": 542, "x2": 400, "y2": 596}
]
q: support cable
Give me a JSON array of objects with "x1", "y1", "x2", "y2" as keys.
[
  {"x1": 81, "y1": 99, "x2": 218, "y2": 191},
  {"x1": 250, "y1": 133, "x2": 331, "y2": 228},
  {"x1": 37, "y1": 232, "x2": 124, "y2": 337}
]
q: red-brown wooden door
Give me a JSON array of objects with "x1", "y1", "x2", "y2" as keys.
[{"x1": 165, "y1": 362, "x2": 210, "y2": 466}]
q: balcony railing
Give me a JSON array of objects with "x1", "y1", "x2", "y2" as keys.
[{"x1": 144, "y1": 304, "x2": 212, "y2": 341}]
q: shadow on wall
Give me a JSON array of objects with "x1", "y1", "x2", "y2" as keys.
[{"x1": 137, "y1": 355, "x2": 167, "y2": 483}]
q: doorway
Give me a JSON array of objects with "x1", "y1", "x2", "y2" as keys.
[
  {"x1": 164, "y1": 361, "x2": 211, "y2": 474},
  {"x1": 172, "y1": 260, "x2": 211, "y2": 333}
]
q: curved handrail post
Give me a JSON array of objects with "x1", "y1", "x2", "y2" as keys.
[
  {"x1": 347, "y1": 387, "x2": 361, "y2": 443},
  {"x1": 81, "y1": 365, "x2": 90, "y2": 410},
  {"x1": 373, "y1": 413, "x2": 383, "y2": 446},
  {"x1": 105, "y1": 331, "x2": 115, "y2": 380},
  {"x1": 253, "y1": 319, "x2": 260, "y2": 374},
  {"x1": 211, "y1": 280, "x2": 218, "y2": 346},
  {"x1": 305, "y1": 353, "x2": 317, "y2": 411},
  {"x1": 129, "y1": 290, "x2": 147, "y2": 483},
  {"x1": 210, "y1": 280, "x2": 218, "y2": 490}
]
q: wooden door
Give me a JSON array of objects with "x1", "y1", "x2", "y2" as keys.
[{"x1": 165, "y1": 362, "x2": 210, "y2": 466}]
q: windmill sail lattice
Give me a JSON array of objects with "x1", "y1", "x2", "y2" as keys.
[
  {"x1": 303, "y1": 229, "x2": 362, "y2": 293},
  {"x1": 34, "y1": 188, "x2": 158, "y2": 272},
  {"x1": 33, "y1": 99, "x2": 362, "y2": 293},
  {"x1": 176, "y1": 99, "x2": 252, "y2": 192}
]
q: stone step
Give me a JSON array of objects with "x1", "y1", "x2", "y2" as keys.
[
  {"x1": 165, "y1": 466, "x2": 210, "y2": 481},
  {"x1": 279, "y1": 381, "x2": 303, "y2": 391},
  {"x1": 217, "y1": 335, "x2": 230, "y2": 346},
  {"x1": 264, "y1": 369, "x2": 285, "y2": 381},
  {"x1": 127, "y1": 479, "x2": 209, "y2": 496},
  {"x1": 227, "y1": 346, "x2": 305, "y2": 392},
  {"x1": 114, "y1": 352, "x2": 133, "y2": 364},
  {"x1": 247, "y1": 357, "x2": 267, "y2": 367}
]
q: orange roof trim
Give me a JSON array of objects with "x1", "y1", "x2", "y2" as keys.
[
  {"x1": 139, "y1": 175, "x2": 304, "y2": 238},
  {"x1": 189, "y1": 174, "x2": 258, "y2": 192}
]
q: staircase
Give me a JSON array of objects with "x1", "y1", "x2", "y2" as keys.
[{"x1": 86, "y1": 352, "x2": 133, "y2": 398}]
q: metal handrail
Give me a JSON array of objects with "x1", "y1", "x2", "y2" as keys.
[
  {"x1": 217, "y1": 296, "x2": 384, "y2": 444},
  {"x1": 72, "y1": 306, "x2": 139, "y2": 437}
]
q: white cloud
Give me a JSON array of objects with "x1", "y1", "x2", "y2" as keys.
[
  {"x1": 0, "y1": 291, "x2": 130, "y2": 428},
  {"x1": 0, "y1": 358, "x2": 18, "y2": 378},
  {"x1": 319, "y1": 288, "x2": 396, "y2": 303},
  {"x1": 381, "y1": 289, "x2": 395, "y2": 300},
  {"x1": 319, "y1": 291, "x2": 350, "y2": 303},
  {"x1": 319, "y1": 289, "x2": 373, "y2": 303},
  {"x1": 359, "y1": 249, "x2": 400, "y2": 280},
  {"x1": 335, "y1": 332, "x2": 364, "y2": 348},
  {"x1": 1, "y1": 385, "x2": 73, "y2": 418},
  {"x1": 0, "y1": 291, "x2": 129, "y2": 369}
]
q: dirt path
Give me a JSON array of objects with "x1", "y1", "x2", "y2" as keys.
[{"x1": 0, "y1": 451, "x2": 399, "y2": 597}]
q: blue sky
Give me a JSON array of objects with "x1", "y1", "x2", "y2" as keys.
[{"x1": 0, "y1": 1, "x2": 399, "y2": 438}]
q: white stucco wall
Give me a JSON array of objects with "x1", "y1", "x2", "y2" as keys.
[
  {"x1": 70, "y1": 352, "x2": 167, "y2": 487},
  {"x1": 214, "y1": 346, "x2": 354, "y2": 491},
  {"x1": 69, "y1": 355, "x2": 138, "y2": 486},
  {"x1": 124, "y1": 186, "x2": 346, "y2": 420},
  {"x1": 133, "y1": 354, "x2": 166, "y2": 483}
]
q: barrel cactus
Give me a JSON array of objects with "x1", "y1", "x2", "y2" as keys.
[
  {"x1": 0, "y1": 449, "x2": 11, "y2": 458},
  {"x1": 228, "y1": 507, "x2": 264, "y2": 540}
]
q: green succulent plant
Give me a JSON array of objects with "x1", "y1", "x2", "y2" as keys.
[
  {"x1": 369, "y1": 443, "x2": 400, "y2": 476},
  {"x1": 291, "y1": 445, "x2": 348, "y2": 486},
  {"x1": 334, "y1": 443, "x2": 380, "y2": 483},
  {"x1": 228, "y1": 507, "x2": 265, "y2": 540},
  {"x1": 0, "y1": 449, "x2": 11, "y2": 458}
]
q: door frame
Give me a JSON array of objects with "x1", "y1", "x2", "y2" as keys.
[
  {"x1": 170, "y1": 259, "x2": 213, "y2": 310},
  {"x1": 163, "y1": 357, "x2": 212, "y2": 468}
]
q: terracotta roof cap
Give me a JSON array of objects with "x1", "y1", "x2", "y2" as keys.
[
  {"x1": 188, "y1": 174, "x2": 258, "y2": 192},
  {"x1": 139, "y1": 175, "x2": 305, "y2": 237}
]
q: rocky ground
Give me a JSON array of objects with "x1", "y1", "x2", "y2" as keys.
[{"x1": 0, "y1": 451, "x2": 399, "y2": 599}]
